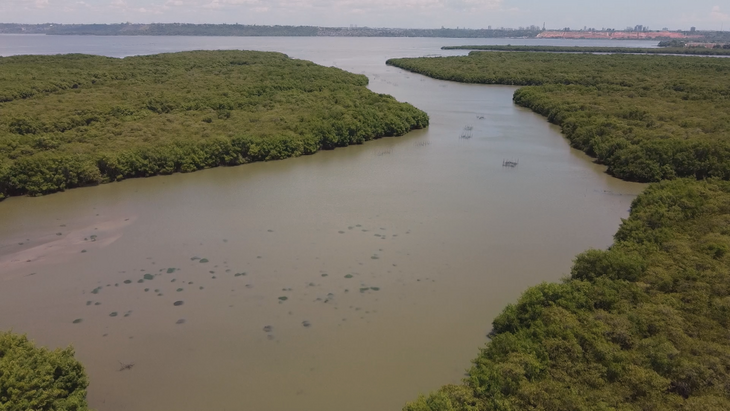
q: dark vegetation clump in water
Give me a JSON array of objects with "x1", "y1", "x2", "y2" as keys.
[
  {"x1": 387, "y1": 52, "x2": 730, "y2": 183},
  {"x1": 0, "y1": 50, "x2": 429, "y2": 199},
  {"x1": 0, "y1": 331, "x2": 90, "y2": 410},
  {"x1": 403, "y1": 179, "x2": 730, "y2": 411}
]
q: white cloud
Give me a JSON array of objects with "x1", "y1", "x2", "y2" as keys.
[
  {"x1": 444, "y1": 0, "x2": 502, "y2": 12},
  {"x1": 0, "y1": 0, "x2": 726, "y2": 31},
  {"x1": 195, "y1": 0, "x2": 500, "y2": 13},
  {"x1": 203, "y1": 0, "x2": 261, "y2": 9},
  {"x1": 710, "y1": 5, "x2": 729, "y2": 22}
]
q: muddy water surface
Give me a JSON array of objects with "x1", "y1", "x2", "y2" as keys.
[{"x1": 0, "y1": 37, "x2": 647, "y2": 411}]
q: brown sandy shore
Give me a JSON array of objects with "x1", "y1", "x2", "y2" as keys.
[{"x1": 0, "y1": 217, "x2": 135, "y2": 279}]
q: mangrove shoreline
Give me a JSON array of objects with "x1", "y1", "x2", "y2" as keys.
[
  {"x1": 389, "y1": 51, "x2": 730, "y2": 411},
  {"x1": 441, "y1": 45, "x2": 730, "y2": 56},
  {"x1": 0, "y1": 50, "x2": 429, "y2": 200},
  {"x1": 387, "y1": 52, "x2": 730, "y2": 183}
]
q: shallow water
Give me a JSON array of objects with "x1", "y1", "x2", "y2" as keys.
[{"x1": 0, "y1": 36, "x2": 646, "y2": 411}]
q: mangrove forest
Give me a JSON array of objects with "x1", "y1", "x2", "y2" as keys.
[
  {"x1": 440, "y1": 45, "x2": 730, "y2": 56},
  {"x1": 0, "y1": 331, "x2": 89, "y2": 411},
  {"x1": 404, "y1": 178, "x2": 730, "y2": 410},
  {"x1": 0, "y1": 50, "x2": 429, "y2": 199},
  {"x1": 390, "y1": 50, "x2": 730, "y2": 411}
]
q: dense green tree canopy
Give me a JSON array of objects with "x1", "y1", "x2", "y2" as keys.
[
  {"x1": 440, "y1": 45, "x2": 730, "y2": 56},
  {"x1": 387, "y1": 52, "x2": 730, "y2": 183},
  {"x1": 0, "y1": 332, "x2": 89, "y2": 411},
  {"x1": 389, "y1": 51, "x2": 730, "y2": 410},
  {"x1": 0, "y1": 50, "x2": 429, "y2": 199}
]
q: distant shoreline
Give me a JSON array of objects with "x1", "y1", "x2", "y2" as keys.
[
  {"x1": 0, "y1": 23, "x2": 724, "y2": 40},
  {"x1": 441, "y1": 45, "x2": 730, "y2": 56}
]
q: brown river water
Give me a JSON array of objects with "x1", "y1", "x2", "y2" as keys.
[{"x1": 0, "y1": 36, "x2": 649, "y2": 410}]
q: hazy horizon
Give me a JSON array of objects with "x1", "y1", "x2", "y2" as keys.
[{"x1": 0, "y1": 1, "x2": 728, "y2": 31}]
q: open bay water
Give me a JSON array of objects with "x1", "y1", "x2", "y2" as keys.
[{"x1": 0, "y1": 36, "x2": 648, "y2": 410}]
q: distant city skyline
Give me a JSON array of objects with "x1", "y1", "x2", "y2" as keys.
[{"x1": 0, "y1": 0, "x2": 728, "y2": 31}]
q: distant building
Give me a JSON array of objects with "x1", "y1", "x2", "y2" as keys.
[
  {"x1": 690, "y1": 27, "x2": 696, "y2": 32},
  {"x1": 537, "y1": 30, "x2": 703, "y2": 39}
]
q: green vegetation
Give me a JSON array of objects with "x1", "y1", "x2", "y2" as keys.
[
  {"x1": 387, "y1": 52, "x2": 730, "y2": 182},
  {"x1": 391, "y1": 50, "x2": 730, "y2": 410},
  {"x1": 659, "y1": 32, "x2": 730, "y2": 45},
  {"x1": 0, "y1": 331, "x2": 89, "y2": 410},
  {"x1": 405, "y1": 179, "x2": 730, "y2": 411},
  {"x1": 0, "y1": 50, "x2": 428, "y2": 199},
  {"x1": 441, "y1": 45, "x2": 730, "y2": 55}
]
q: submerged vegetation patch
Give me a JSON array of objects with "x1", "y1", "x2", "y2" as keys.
[{"x1": 0, "y1": 50, "x2": 428, "y2": 199}]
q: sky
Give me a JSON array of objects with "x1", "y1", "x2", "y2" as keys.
[{"x1": 1, "y1": 0, "x2": 729, "y2": 31}]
